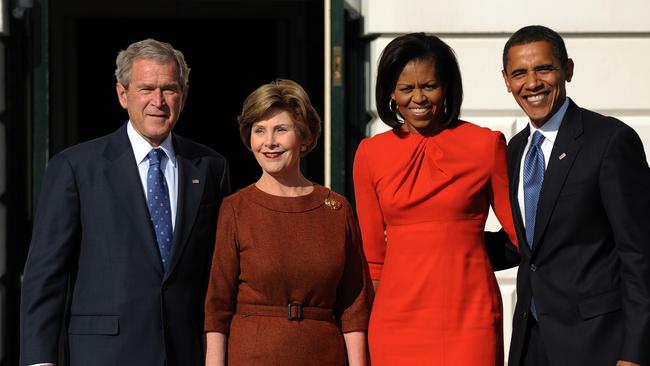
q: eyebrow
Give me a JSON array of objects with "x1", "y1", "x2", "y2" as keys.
[
  {"x1": 534, "y1": 64, "x2": 558, "y2": 70},
  {"x1": 396, "y1": 80, "x2": 438, "y2": 86},
  {"x1": 253, "y1": 123, "x2": 292, "y2": 129},
  {"x1": 509, "y1": 63, "x2": 557, "y2": 75},
  {"x1": 135, "y1": 82, "x2": 180, "y2": 89}
]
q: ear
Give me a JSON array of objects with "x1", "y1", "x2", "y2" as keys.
[
  {"x1": 300, "y1": 135, "x2": 313, "y2": 153},
  {"x1": 564, "y1": 58, "x2": 574, "y2": 83},
  {"x1": 501, "y1": 70, "x2": 512, "y2": 93},
  {"x1": 116, "y1": 83, "x2": 128, "y2": 109}
]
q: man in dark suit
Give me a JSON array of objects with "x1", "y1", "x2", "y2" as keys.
[
  {"x1": 20, "y1": 39, "x2": 230, "y2": 366},
  {"x1": 502, "y1": 25, "x2": 650, "y2": 366}
]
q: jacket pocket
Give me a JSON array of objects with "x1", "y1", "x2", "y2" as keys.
[
  {"x1": 578, "y1": 290, "x2": 621, "y2": 320},
  {"x1": 69, "y1": 314, "x2": 119, "y2": 335}
]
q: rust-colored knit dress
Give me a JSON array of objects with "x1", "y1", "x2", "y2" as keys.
[
  {"x1": 353, "y1": 121, "x2": 518, "y2": 365},
  {"x1": 204, "y1": 184, "x2": 373, "y2": 366}
]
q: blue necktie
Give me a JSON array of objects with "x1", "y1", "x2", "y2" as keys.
[
  {"x1": 523, "y1": 131, "x2": 545, "y2": 318},
  {"x1": 147, "y1": 149, "x2": 173, "y2": 271}
]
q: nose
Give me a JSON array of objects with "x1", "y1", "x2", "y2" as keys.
[
  {"x1": 264, "y1": 131, "x2": 277, "y2": 147},
  {"x1": 524, "y1": 71, "x2": 543, "y2": 90},
  {"x1": 150, "y1": 88, "x2": 166, "y2": 107},
  {"x1": 413, "y1": 88, "x2": 427, "y2": 103}
]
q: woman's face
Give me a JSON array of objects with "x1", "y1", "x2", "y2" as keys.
[
  {"x1": 250, "y1": 108, "x2": 304, "y2": 179},
  {"x1": 391, "y1": 58, "x2": 445, "y2": 134}
]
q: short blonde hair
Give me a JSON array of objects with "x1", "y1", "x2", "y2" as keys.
[{"x1": 237, "y1": 79, "x2": 321, "y2": 156}]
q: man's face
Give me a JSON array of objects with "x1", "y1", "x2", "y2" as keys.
[
  {"x1": 502, "y1": 40, "x2": 573, "y2": 128},
  {"x1": 116, "y1": 58, "x2": 188, "y2": 146}
]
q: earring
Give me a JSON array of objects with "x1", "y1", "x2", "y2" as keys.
[
  {"x1": 389, "y1": 98, "x2": 398, "y2": 113},
  {"x1": 300, "y1": 145, "x2": 307, "y2": 152}
]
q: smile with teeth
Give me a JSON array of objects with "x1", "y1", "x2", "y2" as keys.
[
  {"x1": 409, "y1": 106, "x2": 431, "y2": 113},
  {"x1": 525, "y1": 94, "x2": 547, "y2": 102}
]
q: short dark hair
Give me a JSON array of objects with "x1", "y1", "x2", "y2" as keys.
[
  {"x1": 502, "y1": 25, "x2": 569, "y2": 70},
  {"x1": 376, "y1": 32, "x2": 463, "y2": 129},
  {"x1": 237, "y1": 79, "x2": 321, "y2": 156}
]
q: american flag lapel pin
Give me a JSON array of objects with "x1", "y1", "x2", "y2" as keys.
[
  {"x1": 192, "y1": 179, "x2": 200, "y2": 184},
  {"x1": 559, "y1": 153, "x2": 567, "y2": 160}
]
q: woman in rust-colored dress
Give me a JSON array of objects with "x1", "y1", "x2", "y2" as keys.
[
  {"x1": 353, "y1": 33, "x2": 519, "y2": 365},
  {"x1": 204, "y1": 79, "x2": 373, "y2": 366}
]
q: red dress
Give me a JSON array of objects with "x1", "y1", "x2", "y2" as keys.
[{"x1": 353, "y1": 121, "x2": 518, "y2": 365}]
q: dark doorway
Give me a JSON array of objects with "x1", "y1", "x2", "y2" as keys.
[
  {"x1": 51, "y1": 4, "x2": 324, "y2": 191},
  {"x1": 73, "y1": 18, "x2": 280, "y2": 190},
  {"x1": 10, "y1": 3, "x2": 324, "y2": 364}
]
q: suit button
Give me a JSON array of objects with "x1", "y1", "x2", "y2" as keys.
[
  {"x1": 523, "y1": 311, "x2": 528, "y2": 319},
  {"x1": 530, "y1": 264, "x2": 537, "y2": 272}
]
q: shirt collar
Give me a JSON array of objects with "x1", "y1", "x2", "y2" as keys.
[
  {"x1": 528, "y1": 97, "x2": 569, "y2": 144},
  {"x1": 127, "y1": 121, "x2": 176, "y2": 166}
]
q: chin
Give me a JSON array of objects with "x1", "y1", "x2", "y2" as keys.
[{"x1": 528, "y1": 111, "x2": 552, "y2": 124}]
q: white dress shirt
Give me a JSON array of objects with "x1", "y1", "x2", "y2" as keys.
[
  {"x1": 517, "y1": 98, "x2": 569, "y2": 227},
  {"x1": 127, "y1": 121, "x2": 178, "y2": 230}
]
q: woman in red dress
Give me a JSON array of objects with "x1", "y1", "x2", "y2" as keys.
[{"x1": 353, "y1": 33, "x2": 519, "y2": 365}]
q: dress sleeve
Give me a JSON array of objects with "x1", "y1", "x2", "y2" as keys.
[
  {"x1": 204, "y1": 198, "x2": 240, "y2": 334},
  {"x1": 488, "y1": 131, "x2": 519, "y2": 248},
  {"x1": 336, "y1": 203, "x2": 375, "y2": 333},
  {"x1": 352, "y1": 139, "x2": 387, "y2": 280}
]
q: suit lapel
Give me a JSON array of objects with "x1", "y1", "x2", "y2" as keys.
[
  {"x1": 532, "y1": 101, "x2": 584, "y2": 250},
  {"x1": 509, "y1": 130, "x2": 530, "y2": 254},
  {"x1": 104, "y1": 124, "x2": 164, "y2": 276},
  {"x1": 164, "y1": 135, "x2": 207, "y2": 278}
]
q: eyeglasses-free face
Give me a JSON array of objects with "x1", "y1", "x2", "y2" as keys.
[
  {"x1": 392, "y1": 59, "x2": 446, "y2": 135},
  {"x1": 250, "y1": 108, "x2": 305, "y2": 180},
  {"x1": 503, "y1": 40, "x2": 574, "y2": 128},
  {"x1": 116, "y1": 59, "x2": 188, "y2": 146}
]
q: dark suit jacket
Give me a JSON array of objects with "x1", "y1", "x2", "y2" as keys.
[
  {"x1": 506, "y1": 99, "x2": 650, "y2": 365},
  {"x1": 20, "y1": 124, "x2": 230, "y2": 366}
]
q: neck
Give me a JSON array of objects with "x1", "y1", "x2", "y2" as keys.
[{"x1": 256, "y1": 171, "x2": 313, "y2": 197}]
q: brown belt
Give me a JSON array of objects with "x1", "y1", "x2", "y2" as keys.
[{"x1": 236, "y1": 303, "x2": 335, "y2": 322}]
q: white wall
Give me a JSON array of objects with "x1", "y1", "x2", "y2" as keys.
[
  {"x1": 355, "y1": 1, "x2": 650, "y2": 363},
  {"x1": 361, "y1": 0, "x2": 650, "y2": 34}
]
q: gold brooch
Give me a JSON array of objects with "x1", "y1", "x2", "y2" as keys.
[{"x1": 324, "y1": 198, "x2": 342, "y2": 210}]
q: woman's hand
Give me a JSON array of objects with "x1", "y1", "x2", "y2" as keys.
[
  {"x1": 205, "y1": 332, "x2": 227, "y2": 366},
  {"x1": 344, "y1": 331, "x2": 368, "y2": 366}
]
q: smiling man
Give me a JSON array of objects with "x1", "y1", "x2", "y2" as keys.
[
  {"x1": 20, "y1": 39, "x2": 230, "y2": 366},
  {"x1": 502, "y1": 25, "x2": 650, "y2": 366}
]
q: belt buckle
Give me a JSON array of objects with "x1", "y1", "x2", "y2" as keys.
[{"x1": 287, "y1": 302, "x2": 303, "y2": 321}]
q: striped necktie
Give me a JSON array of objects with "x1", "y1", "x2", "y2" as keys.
[{"x1": 523, "y1": 131, "x2": 545, "y2": 318}]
